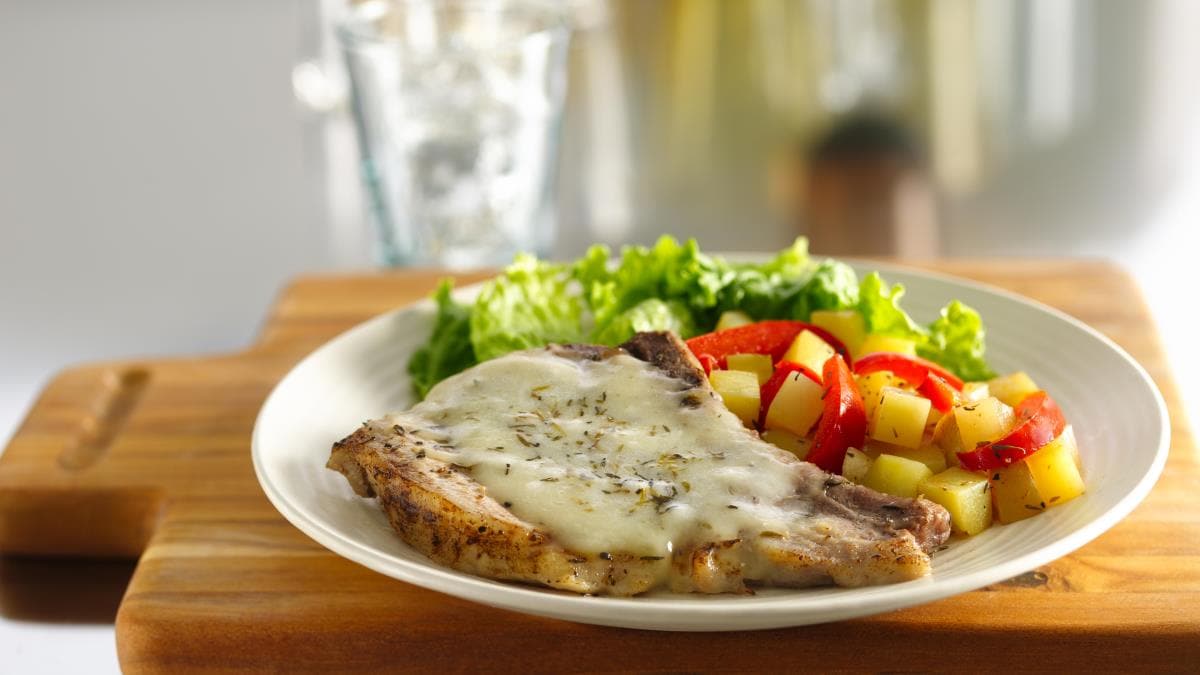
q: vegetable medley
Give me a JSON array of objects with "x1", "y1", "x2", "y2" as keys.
[
  {"x1": 692, "y1": 316, "x2": 1084, "y2": 536},
  {"x1": 408, "y1": 237, "x2": 1084, "y2": 536}
]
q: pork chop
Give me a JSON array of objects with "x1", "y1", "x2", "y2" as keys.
[{"x1": 327, "y1": 332, "x2": 951, "y2": 596}]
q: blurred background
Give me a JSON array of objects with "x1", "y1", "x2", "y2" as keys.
[{"x1": 3, "y1": 0, "x2": 1200, "y2": 668}]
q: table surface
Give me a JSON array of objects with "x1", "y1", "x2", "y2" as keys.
[{"x1": 1, "y1": 260, "x2": 1197, "y2": 672}]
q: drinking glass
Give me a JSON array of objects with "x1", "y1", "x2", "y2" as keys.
[{"x1": 338, "y1": 0, "x2": 569, "y2": 268}]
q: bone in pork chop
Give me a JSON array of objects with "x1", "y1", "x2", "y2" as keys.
[{"x1": 327, "y1": 332, "x2": 951, "y2": 596}]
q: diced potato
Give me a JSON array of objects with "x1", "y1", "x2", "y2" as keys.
[
  {"x1": 726, "y1": 353, "x2": 773, "y2": 385},
  {"x1": 842, "y1": 448, "x2": 874, "y2": 483},
  {"x1": 989, "y1": 371, "x2": 1040, "y2": 408},
  {"x1": 761, "y1": 429, "x2": 812, "y2": 460},
  {"x1": 1059, "y1": 424, "x2": 1083, "y2": 470},
  {"x1": 709, "y1": 370, "x2": 760, "y2": 426},
  {"x1": 870, "y1": 387, "x2": 931, "y2": 449},
  {"x1": 764, "y1": 371, "x2": 824, "y2": 436},
  {"x1": 857, "y1": 370, "x2": 904, "y2": 423},
  {"x1": 919, "y1": 468, "x2": 993, "y2": 535},
  {"x1": 990, "y1": 427, "x2": 1086, "y2": 524},
  {"x1": 810, "y1": 309, "x2": 866, "y2": 359},
  {"x1": 989, "y1": 462, "x2": 1042, "y2": 524},
  {"x1": 781, "y1": 330, "x2": 835, "y2": 377},
  {"x1": 861, "y1": 439, "x2": 911, "y2": 458},
  {"x1": 954, "y1": 397, "x2": 1015, "y2": 450},
  {"x1": 859, "y1": 334, "x2": 917, "y2": 357},
  {"x1": 715, "y1": 310, "x2": 753, "y2": 331},
  {"x1": 933, "y1": 412, "x2": 964, "y2": 453},
  {"x1": 924, "y1": 407, "x2": 944, "y2": 438},
  {"x1": 862, "y1": 453, "x2": 933, "y2": 498},
  {"x1": 884, "y1": 445, "x2": 948, "y2": 474},
  {"x1": 961, "y1": 381, "x2": 990, "y2": 403},
  {"x1": 944, "y1": 445, "x2": 961, "y2": 468},
  {"x1": 1024, "y1": 426, "x2": 1085, "y2": 507}
]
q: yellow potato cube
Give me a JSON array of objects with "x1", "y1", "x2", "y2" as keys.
[
  {"x1": 781, "y1": 330, "x2": 836, "y2": 377},
  {"x1": 863, "y1": 439, "x2": 916, "y2": 458},
  {"x1": 987, "y1": 426, "x2": 1086, "y2": 524},
  {"x1": 931, "y1": 414, "x2": 968, "y2": 468},
  {"x1": 924, "y1": 407, "x2": 944, "y2": 438},
  {"x1": 842, "y1": 447, "x2": 874, "y2": 483},
  {"x1": 944, "y1": 446, "x2": 961, "y2": 468},
  {"x1": 859, "y1": 334, "x2": 917, "y2": 357},
  {"x1": 1060, "y1": 424, "x2": 1083, "y2": 471},
  {"x1": 764, "y1": 371, "x2": 824, "y2": 436},
  {"x1": 988, "y1": 462, "x2": 1042, "y2": 524},
  {"x1": 1025, "y1": 426, "x2": 1085, "y2": 508},
  {"x1": 869, "y1": 387, "x2": 931, "y2": 449},
  {"x1": 810, "y1": 309, "x2": 866, "y2": 359},
  {"x1": 862, "y1": 453, "x2": 933, "y2": 499},
  {"x1": 988, "y1": 371, "x2": 1040, "y2": 408},
  {"x1": 885, "y1": 445, "x2": 948, "y2": 474},
  {"x1": 933, "y1": 412, "x2": 964, "y2": 453},
  {"x1": 961, "y1": 381, "x2": 991, "y2": 403},
  {"x1": 726, "y1": 353, "x2": 773, "y2": 385},
  {"x1": 954, "y1": 397, "x2": 1015, "y2": 450},
  {"x1": 709, "y1": 370, "x2": 760, "y2": 426},
  {"x1": 857, "y1": 371, "x2": 904, "y2": 424},
  {"x1": 919, "y1": 468, "x2": 993, "y2": 535},
  {"x1": 761, "y1": 429, "x2": 812, "y2": 460},
  {"x1": 716, "y1": 310, "x2": 753, "y2": 331}
]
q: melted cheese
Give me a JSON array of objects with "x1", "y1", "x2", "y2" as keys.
[{"x1": 388, "y1": 350, "x2": 805, "y2": 558}]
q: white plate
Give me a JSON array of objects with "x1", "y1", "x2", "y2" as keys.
[{"x1": 252, "y1": 261, "x2": 1169, "y2": 631}]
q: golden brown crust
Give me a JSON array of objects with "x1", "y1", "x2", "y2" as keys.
[{"x1": 329, "y1": 426, "x2": 664, "y2": 595}]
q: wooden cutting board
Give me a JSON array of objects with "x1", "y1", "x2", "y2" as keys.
[{"x1": 1, "y1": 261, "x2": 1197, "y2": 672}]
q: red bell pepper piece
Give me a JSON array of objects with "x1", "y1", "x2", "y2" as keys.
[
  {"x1": 853, "y1": 352, "x2": 965, "y2": 390},
  {"x1": 757, "y1": 361, "x2": 821, "y2": 427},
  {"x1": 696, "y1": 353, "x2": 720, "y2": 375},
  {"x1": 686, "y1": 320, "x2": 851, "y2": 370},
  {"x1": 807, "y1": 354, "x2": 868, "y2": 473},
  {"x1": 956, "y1": 392, "x2": 1066, "y2": 471},
  {"x1": 917, "y1": 373, "x2": 959, "y2": 413}
]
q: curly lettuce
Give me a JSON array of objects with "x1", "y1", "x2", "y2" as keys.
[
  {"x1": 591, "y1": 298, "x2": 697, "y2": 346},
  {"x1": 788, "y1": 259, "x2": 861, "y2": 320},
  {"x1": 919, "y1": 300, "x2": 997, "y2": 381},
  {"x1": 469, "y1": 254, "x2": 583, "y2": 362},
  {"x1": 577, "y1": 236, "x2": 732, "y2": 340},
  {"x1": 405, "y1": 236, "x2": 997, "y2": 397},
  {"x1": 857, "y1": 271, "x2": 927, "y2": 341},
  {"x1": 407, "y1": 280, "x2": 476, "y2": 399}
]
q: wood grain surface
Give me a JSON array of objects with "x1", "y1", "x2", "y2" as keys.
[{"x1": 1, "y1": 261, "x2": 1197, "y2": 673}]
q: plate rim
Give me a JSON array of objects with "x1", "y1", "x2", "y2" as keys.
[{"x1": 252, "y1": 259, "x2": 1170, "y2": 631}]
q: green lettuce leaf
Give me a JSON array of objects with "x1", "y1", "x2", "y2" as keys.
[
  {"x1": 573, "y1": 243, "x2": 617, "y2": 322},
  {"x1": 405, "y1": 236, "x2": 996, "y2": 398},
  {"x1": 756, "y1": 237, "x2": 811, "y2": 277},
  {"x1": 581, "y1": 236, "x2": 819, "y2": 331},
  {"x1": 716, "y1": 238, "x2": 814, "y2": 319},
  {"x1": 789, "y1": 259, "x2": 860, "y2": 320},
  {"x1": 579, "y1": 236, "x2": 734, "y2": 339},
  {"x1": 660, "y1": 237, "x2": 733, "y2": 315},
  {"x1": 406, "y1": 280, "x2": 476, "y2": 398},
  {"x1": 715, "y1": 269, "x2": 798, "y2": 320},
  {"x1": 469, "y1": 254, "x2": 583, "y2": 362},
  {"x1": 919, "y1": 300, "x2": 997, "y2": 382},
  {"x1": 857, "y1": 272, "x2": 926, "y2": 341},
  {"x1": 592, "y1": 298, "x2": 697, "y2": 346}
]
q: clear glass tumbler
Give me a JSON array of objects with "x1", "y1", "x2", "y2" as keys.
[{"x1": 338, "y1": 0, "x2": 569, "y2": 268}]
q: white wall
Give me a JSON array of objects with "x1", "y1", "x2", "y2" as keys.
[{"x1": 1, "y1": 0, "x2": 351, "y2": 444}]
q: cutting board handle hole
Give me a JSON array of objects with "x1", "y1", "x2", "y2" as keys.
[{"x1": 59, "y1": 368, "x2": 151, "y2": 471}]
